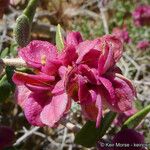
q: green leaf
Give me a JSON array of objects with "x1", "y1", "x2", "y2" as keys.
[
  {"x1": 55, "y1": 24, "x2": 64, "y2": 52},
  {"x1": 6, "y1": 66, "x2": 16, "y2": 91},
  {"x1": 74, "y1": 111, "x2": 116, "y2": 147},
  {"x1": 122, "y1": 104, "x2": 150, "y2": 129},
  {"x1": 10, "y1": 43, "x2": 18, "y2": 57},
  {"x1": 0, "y1": 76, "x2": 11, "y2": 102},
  {"x1": 0, "y1": 47, "x2": 9, "y2": 58},
  {"x1": 98, "y1": 111, "x2": 117, "y2": 138}
]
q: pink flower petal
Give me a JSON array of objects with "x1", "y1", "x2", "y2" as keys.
[
  {"x1": 15, "y1": 85, "x2": 31, "y2": 108},
  {"x1": 78, "y1": 75, "x2": 92, "y2": 104},
  {"x1": 41, "y1": 59, "x2": 62, "y2": 76},
  {"x1": 95, "y1": 92, "x2": 102, "y2": 127},
  {"x1": 40, "y1": 92, "x2": 70, "y2": 127},
  {"x1": 24, "y1": 93, "x2": 47, "y2": 126},
  {"x1": 25, "y1": 84, "x2": 53, "y2": 92},
  {"x1": 81, "y1": 90, "x2": 102, "y2": 127},
  {"x1": 82, "y1": 102, "x2": 98, "y2": 122},
  {"x1": 66, "y1": 32, "x2": 83, "y2": 46},
  {"x1": 102, "y1": 35, "x2": 123, "y2": 62},
  {"x1": 115, "y1": 73, "x2": 136, "y2": 96},
  {"x1": 19, "y1": 40, "x2": 57, "y2": 68},
  {"x1": 58, "y1": 66, "x2": 67, "y2": 79},
  {"x1": 13, "y1": 72, "x2": 55, "y2": 86},
  {"x1": 98, "y1": 35, "x2": 123, "y2": 75},
  {"x1": 76, "y1": 39, "x2": 101, "y2": 66},
  {"x1": 51, "y1": 80, "x2": 64, "y2": 95},
  {"x1": 110, "y1": 75, "x2": 135, "y2": 112},
  {"x1": 99, "y1": 76, "x2": 115, "y2": 105},
  {"x1": 78, "y1": 64, "x2": 97, "y2": 84},
  {"x1": 60, "y1": 45, "x2": 77, "y2": 66}
]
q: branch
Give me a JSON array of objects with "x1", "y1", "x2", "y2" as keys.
[
  {"x1": 0, "y1": 58, "x2": 27, "y2": 67},
  {"x1": 14, "y1": 126, "x2": 40, "y2": 146},
  {"x1": 61, "y1": 121, "x2": 81, "y2": 132},
  {"x1": 14, "y1": 121, "x2": 81, "y2": 146},
  {"x1": 97, "y1": 0, "x2": 109, "y2": 34}
]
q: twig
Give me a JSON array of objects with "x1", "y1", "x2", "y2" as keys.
[
  {"x1": 14, "y1": 126, "x2": 40, "y2": 146},
  {"x1": 97, "y1": 0, "x2": 109, "y2": 34},
  {"x1": 14, "y1": 120, "x2": 80, "y2": 146},
  {"x1": 60, "y1": 128, "x2": 68, "y2": 150},
  {"x1": 1, "y1": 58, "x2": 27, "y2": 67},
  {"x1": 64, "y1": 7, "x2": 99, "y2": 19},
  {"x1": 33, "y1": 131, "x2": 61, "y2": 147},
  {"x1": 81, "y1": 0, "x2": 97, "y2": 9},
  {"x1": 123, "y1": 53, "x2": 140, "y2": 69},
  {"x1": 134, "y1": 80, "x2": 150, "y2": 86},
  {"x1": 61, "y1": 121, "x2": 81, "y2": 132}
]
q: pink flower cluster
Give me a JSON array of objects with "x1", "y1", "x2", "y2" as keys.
[
  {"x1": 112, "y1": 27, "x2": 131, "y2": 44},
  {"x1": 132, "y1": 5, "x2": 150, "y2": 26},
  {"x1": 136, "y1": 40, "x2": 150, "y2": 50},
  {"x1": 13, "y1": 32, "x2": 136, "y2": 127}
]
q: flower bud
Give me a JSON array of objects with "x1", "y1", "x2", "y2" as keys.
[{"x1": 14, "y1": 14, "x2": 30, "y2": 47}]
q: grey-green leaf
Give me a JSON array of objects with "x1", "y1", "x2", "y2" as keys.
[
  {"x1": 122, "y1": 104, "x2": 150, "y2": 129},
  {"x1": 55, "y1": 24, "x2": 64, "y2": 52},
  {"x1": 74, "y1": 111, "x2": 116, "y2": 147},
  {"x1": 0, "y1": 47, "x2": 9, "y2": 58}
]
